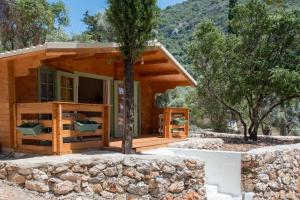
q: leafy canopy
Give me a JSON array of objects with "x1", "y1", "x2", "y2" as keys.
[
  {"x1": 106, "y1": 0, "x2": 158, "y2": 62},
  {"x1": 189, "y1": 0, "x2": 300, "y2": 139},
  {"x1": 0, "y1": 0, "x2": 69, "y2": 51}
]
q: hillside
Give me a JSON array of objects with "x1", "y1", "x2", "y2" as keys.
[{"x1": 158, "y1": 0, "x2": 300, "y2": 73}]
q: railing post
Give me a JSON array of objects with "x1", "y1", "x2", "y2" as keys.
[
  {"x1": 57, "y1": 103, "x2": 63, "y2": 154},
  {"x1": 102, "y1": 105, "x2": 110, "y2": 147},
  {"x1": 163, "y1": 108, "x2": 172, "y2": 139},
  {"x1": 184, "y1": 108, "x2": 189, "y2": 137},
  {"x1": 52, "y1": 103, "x2": 57, "y2": 154}
]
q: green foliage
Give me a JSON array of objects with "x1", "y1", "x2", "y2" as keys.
[
  {"x1": 189, "y1": 0, "x2": 300, "y2": 139},
  {"x1": 82, "y1": 11, "x2": 114, "y2": 42},
  {"x1": 271, "y1": 101, "x2": 300, "y2": 135},
  {"x1": 0, "y1": 0, "x2": 69, "y2": 51},
  {"x1": 107, "y1": 0, "x2": 159, "y2": 61},
  {"x1": 106, "y1": 0, "x2": 158, "y2": 153}
]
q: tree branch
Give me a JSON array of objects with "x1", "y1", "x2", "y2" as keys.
[{"x1": 258, "y1": 95, "x2": 300, "y2": 125}]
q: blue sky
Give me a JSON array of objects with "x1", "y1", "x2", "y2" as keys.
[{"x1": 49, "y1": 0, "x2": 185, "y2": 34}]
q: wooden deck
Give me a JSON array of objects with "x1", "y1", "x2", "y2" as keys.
[{"x1": 108, "y1": 134, "x2": 187, "y2": 152}]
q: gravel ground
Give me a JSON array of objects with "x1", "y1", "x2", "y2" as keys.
[{"x1": 0, "y1": 180, "x2": 48, "y2": 200}]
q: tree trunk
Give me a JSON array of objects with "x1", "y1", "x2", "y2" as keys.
[
  {"x1": 249, "y1": 120, "x2": 259, "y2": 141},
  {"x1": 122, "y1": 58, "x2": 135, "y2": 154}
]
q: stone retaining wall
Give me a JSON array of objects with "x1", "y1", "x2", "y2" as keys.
[
  {"x1": 190, "y1": 130, "x2": 300, "y2": 144},
  {"x1": 241, "y1": 145, "x2": 300, "y2": 199},
  {"x1": 0, "y1": 154, "x2": 206, "y2": 199},
  {"x1": 169, "y1": 138, "x2": 224, "y2": 150}
]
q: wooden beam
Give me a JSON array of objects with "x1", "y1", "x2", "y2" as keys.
[
  {"x1": 135, "y1": 58, "x2": 168, "y2": 67},
  {"x1": 73, "y1": 52, "x2": 121, "y2": 61},
  {"x1": 141, "y1": 74, "x2": 183, "y2": 82},
  {"x1": 140, "y1": 70, "x2": 179, "y2": 78}
]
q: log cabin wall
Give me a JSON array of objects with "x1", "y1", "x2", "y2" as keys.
[
  {"x1": 15, "y1": 68, "x2": 39, "y2": 103},
  {"x1": 140, "y1": 82, "x2": 155, "y2": 134},
  {"x1": 0, "y1": 61, "x2": 15, "y2": 150}
]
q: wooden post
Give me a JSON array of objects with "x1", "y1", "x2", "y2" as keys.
[
  {"x1": 163, "y1": 108, "x2": 172, "y2": 139},
  {"x1": 8, "y1": 61, "x2": 17, "y2": 149},
  {"x1": 56, "y1": 103, "x2": 63, "y2": 154},
  {"x1": 102, "y1": 105, "x2": 110, "y2": 147},
  {"x1": 52, "y1": 103, "x2": 57, "y2": 154},
  {"x1": 184, "y1": 108, "x2": 189, "y2": 138}
]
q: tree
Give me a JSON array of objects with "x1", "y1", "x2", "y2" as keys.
[
  {"x1": 82, "y1": 11, "x2": 114, "y2": 42},
  {"x1": 0, "y1": 0, "x2": 69, "y2": 51},
  {"x1": 228, "y1": 0, "x2": 238, "y2": 33},
  {"x1": 106, "y1": 0, "x2": 158, "y2": 154},
  {"x1": 189, "y1": 0, "x2": 300, "y2": 141},
  {"x1": 271, "y1": 101, "x2": 300, "y2": 136}
]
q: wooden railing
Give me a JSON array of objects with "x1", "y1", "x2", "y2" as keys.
[
  {"x1": 158, "y1": 107, "x2": 189, "y2": 139},
  {"x1": 15, "y1": 102, "x2": 110, "y2": 155}
]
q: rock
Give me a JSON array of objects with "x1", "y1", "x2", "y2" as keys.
[
  {"x1": 72, "y1": 165, "x2": 87, "y2": 173},
  {"x1": 92, "y1": 183, "x2": 103, "y2": 193},
  {"x1": 10, "y1": 173, "x2": 26, "y2": 185},
  {"x1": 117, "y1": 176, "x2": 135, "y2": 187},
  {"x1": 297, "y1": 181, "x2": 300, "y2": 193},
  {"x1": 150, "y1": 162, "x2": 160, "y2": 171},
  {"x1": 32, "y1": 169, "x2": 48, "y2": 181},
  {"x1": 89, "y1": 163, "x2": 107, "y2": 176},
  {"x1": 255, "y1": 183, "x2": 268, "y2": 192},
  {"x1": 269, "y1": 181, "x2": 280, "y2": 191},
  {"x1": 185, "y1": 160, "x2": 197, "y2": 170},
  {"x1": 0, "y1": 168, "x2": 7, "y2": 179},
  {"x1": 169, "y1": 181, "x2": 184, "y2": 193},
  {"x1": 53, "y1": 166, "x2": 68, "y2": 174},
  {"x1": 107, "y1": 182, "x2": 124, "y2": 193},
  {"x1": 123, "y1": 167, "x2": 143, "y2": 180},
  {"x1": 281, "y1": 174, "x2": 291, "y2": 185},
  {"x1": 103, "y1": 167, "x2": 118, "y2": 177},
  {"x1": 59, "y1": 172, "x2": 82, "y2": 182},
  {"x1": 17, "y1": 168, "x2": 32, "y2": 176},
  {"x1": 100, "y1": 191, "x2": 115, "y2": 199},
  {"x1": 81, "y1": 181, "x2": 88, "y2": 188},
  {"x1": 88, "y1": 172, "x2": 105, "y2": 183},
  {"x1": 258, "y1": 174, "x2": 269, "y2": 183},
  {"x1": 25, "y1": 180, "x2": 50, "y2": 193},
  {"x1": 162, "y1": 164, "x2": 176, "y2": 174},
  {"x1": 123, "y1": 158, "x2": 136, "y2": 167},
  {"x1": 127, "y1": 182, "x2": 149, "y2": 196},
  {"x1": 53, "y1": 181, "x2": 74, "y2": 195}
]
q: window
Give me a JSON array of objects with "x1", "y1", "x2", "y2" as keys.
[
  {"x1": 60, "y1": 76, "x2": 74, "y2": 102},
  {"x1": 39, "y1": 68, "x2": 56, "y2": 102},
  {"x1": 57, "y1": 71, "x2": 77, "y2": 102}
]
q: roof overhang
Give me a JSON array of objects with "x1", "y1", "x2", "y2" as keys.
[{"x1": 0, "y1": 42, "x2": 197, "y2": 87}]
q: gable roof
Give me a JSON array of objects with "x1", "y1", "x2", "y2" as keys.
[{"x1": 0, "y1": 42, "x2": 197, "y2": 87}]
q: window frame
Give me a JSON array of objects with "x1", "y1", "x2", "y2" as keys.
[{"x1": 38, "y1": 67, "x2": 57, "y2": 102}]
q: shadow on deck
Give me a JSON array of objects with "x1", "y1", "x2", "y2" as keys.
[{"x1": 107, "y1": 134, "x2": 187, "y2": 152}]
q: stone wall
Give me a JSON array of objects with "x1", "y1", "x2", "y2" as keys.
[
  {"x1": 0, "y1": 154, "x2": 206, "y2": 199},
  {"x1": 190, "y1": 130, "x2": 300, "y2": 144},
  {"x1": 169, "y1": 138, "x2": 224, "y2": 150},
  {"x1": 241, "y1": 145, "x2": 300, "y2": 199}
]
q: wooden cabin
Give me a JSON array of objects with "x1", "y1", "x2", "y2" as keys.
[{"x1": 0, "y1": 42, "x2": 197, "y2": 154}]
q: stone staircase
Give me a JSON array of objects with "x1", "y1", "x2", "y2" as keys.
[{"x1": 206, "y1": 185, "x2": 254, "y2": 200}]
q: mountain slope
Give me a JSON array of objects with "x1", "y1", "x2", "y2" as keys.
[{"x1": 158, "y1": 0, "x2": 300, "y2": 73}]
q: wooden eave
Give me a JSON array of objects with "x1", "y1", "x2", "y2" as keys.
[{"x1": 0, "y1": 42, "x2": 197, "y2": 87}]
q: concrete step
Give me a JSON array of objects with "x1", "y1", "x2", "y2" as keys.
[
  {"x1": 205, "y1": 185, "x2": 218, "y2": 194},
  {"x1": 207, "y1": 193, "x2": 233, "y2": 200}
]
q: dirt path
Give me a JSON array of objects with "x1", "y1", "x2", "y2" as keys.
[{"x1": 0, "y1": 181, "x2": 47, "y2": 200}]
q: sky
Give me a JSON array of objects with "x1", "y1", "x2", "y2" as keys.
[{"x1": 49, "y1": 0, "x2": 186, "y2": 34}]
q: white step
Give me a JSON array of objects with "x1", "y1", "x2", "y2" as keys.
[
  {"x1": 207, "y1": 193, "x2": 233, "y2": 200},
  {"x1": 205, "y1": 185, "x2": 218, "y2": 194}
]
